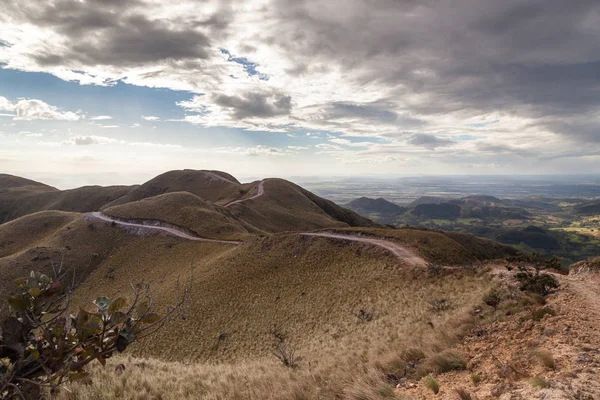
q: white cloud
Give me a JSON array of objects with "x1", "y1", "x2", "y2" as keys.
[
  {"x1": 99, "y1": 125, "x2": 119, "y2": 128},
  {"x1": 128, "y1": 142, "x2": 181, "y2": 148},
  {"x1": 131, "y1": 123, "x2": 141, "y2": 128},
  {"x1": 63, "y1": 135, "x2": 120, "y2": 145},
  {"x1": 215, "y1": 145, "x2": 293, "y2": 157},
  {"x1": 90, "y1": 115, "x2": 113, "y2": 120},
  {"x1": 18, "y1": 131, "x2": 44, "y2": 137},
  {"x1": 288, "y1": 146, "x2": 309, "y2": 150},
  {"x1": 142, "y1": 116, "x2": 160, "y2": 121},
  {"x1": 0, "y1": 96, "x2": 81, "y2": 121}
]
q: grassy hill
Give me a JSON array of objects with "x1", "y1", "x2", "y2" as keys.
[
  {"x1": 104, "y1": 191, "x2": 262, "y2": 240},
  {"x1": 346, "y1": 197, "x2": 407, "y2": 215},
  {"x1": 0, "y1": 174, "x2": 134, "y2": 223},
  {"x1": 227, "y1": 179, "x2": 380, "y2": 233},
  {"x1": 103, "y1": 169, "x2": 244, "y2": 207}
]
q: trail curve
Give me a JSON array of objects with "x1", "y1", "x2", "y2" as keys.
[
  {"x1": 87, "y1": 212, "x2": 241, "y2": 245},
  {"x1": 225, "y1": 180, "x2": 265, "y2": 207},
  {"x1": 300, "y1": 232, "x2": 427, "y2": 267}
]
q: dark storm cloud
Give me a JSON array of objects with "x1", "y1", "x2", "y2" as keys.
[
  {"x1": 269, "y1": 0, "x2": 600, "y2": 139},
  {"x1": 214, "y1": 92, "x2": 292, "y2": 119},
  {"x1": 409, "y1": 134, "x2": 455, "y2": 150},
  {"x1": 6, "y1": 0, "x2": 219, "y2": 67}
]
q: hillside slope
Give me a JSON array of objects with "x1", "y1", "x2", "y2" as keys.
[
  {"x1": 103, "y1": 169, "x2": 243, "y2": 207},
  {"x1": 0, "y1": 174, "x2": 134, "y2": 223},
  {"x1": 226, "y1": 178, "x2": 380, "y2": 232},
  {"x1": 104, "y1": 191, "x2": 262, "y2": 240}
]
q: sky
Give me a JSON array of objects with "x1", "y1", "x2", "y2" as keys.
[{"x1": 1, "y1": 0, "x2": 599, "y2": 188}]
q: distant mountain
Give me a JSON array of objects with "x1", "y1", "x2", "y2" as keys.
[
  {"x1": 574, "y1": 200, "x2": 600, "y2": 215},
  {"x1": 411, "y1": 202, "x2": 462, "y2": 219},
  {"x1": 408, "y1": 196, "x2": 454, "y2": 207},
  {"x1": 345, "y1": 197, "x2": 407, "y2": 215}
]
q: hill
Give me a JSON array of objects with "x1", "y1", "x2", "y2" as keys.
[
  {"x1": 103, "y1": 169, "x2": 243, "y2": 207},
  {"x1": 408, "y1": 196, "x2": 453, "y2": 207},
  {"x1": 103, "y1": 191, "x2": 261, "y2": 240},
  {"x1": 574, "y1": 200, "x2": 600, "y2": 215},
  {"x1": 411, "y1": 202, "x2": 462, "y2": 220},
  {"x1": 345, "y1": 197, "x2": 407, "y2": 216},
  {"x1": 0, "y1": 174, "x2": 134, "y2": 224},
  {"x1": 0, "y1": 173, "x2": 57, "y2": 191},
  {"x1": 225, "y1": 178, "x2": 380, "y2": 233}
]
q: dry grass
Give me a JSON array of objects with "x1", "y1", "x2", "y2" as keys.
[
  {"x1": 533, "y1": 349, "x2": 556, "y2": 370},
  {"x1": 104, "y1": 191, "x2": 261, "y2": 240},
  {"x1": 54, "y1": 231, "x2": 494, "y2": 399},
  {"x1": 422, "y1": 375, "x2": 440, "y2": 394},
  {"x1": 322, "y1": 227, "x2": 516, "y2": 265}
]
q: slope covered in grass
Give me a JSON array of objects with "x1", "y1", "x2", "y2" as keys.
[
  {"x1": 228, "y1": 178, "x2": 380, "y2": 233},
  {"x1": 104, "y1": 191, "x2": 262, "y2": 240},
  {"x1": 0, "y1": 176, "x2": 134, "y2": 223},
  {"x1": 103, "y1": 169, "x2": 243, "y2": 207}
]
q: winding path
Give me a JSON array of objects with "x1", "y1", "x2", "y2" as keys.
[
  {"x1": 224, "y1": 180, "x2": 265, "y2": 207},
  {"x1": 87, "y1": 212, "x2": 242, "y2": 245},
  {"x1": 300, "y1": 232, "x2": 427, "y2": 267}
]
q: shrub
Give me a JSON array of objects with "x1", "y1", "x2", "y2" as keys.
[
  {"x1": 422, "y1": 375, "x2": 440, "y2": 394},
  {"x1": 534, "y1": 349, "x2": 555, "y2": 370},
  {"x1": 270, "y1": 328, "x2": 301, "y2": 369},
  {"x1": 357, "y1": 308, "x2": 374, "y2": 322},
  {"x1": 514, "y1": 269, "x2": 559, "y2": 297},
  {"x1": 430, "y1": 351, "x2": 467, "y2": 373},
  {"x1": 530, "y1": 376, "x2": 550, "y2": 388},
  {"x1": 532, "y1": 307, "x2": 556, "y2": 322},
  {"x1": 470, "y1": 373, "x2": 481, "y2": 386},
  {"x1": 429, "y1": 298, "x2": 454, "y2": 312},
  {"x1": 0, "y1": 270, "x2": 187, "y2": 399},
  {"x1": 484, "y1": 288, "x2": 502, "y2": 310}
]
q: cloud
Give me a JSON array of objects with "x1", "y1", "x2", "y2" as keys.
[
  {"x1": 408, "y1": 134, "x2": 455, "y2": 150},
  {"x1": 1, "y1": 0, "x2": 600, "y2": 170},
  {"x1": 0, "y1": 96, "x2": 81, "y2": 121},
  {"x1": 63, "y1": 135, "x2": 119, "y2": 145},
  {"x1": 128, "y1": 142, "x2": 181, "y2": 148},
  {"x1": 142, "y1": 115, "x2": 160, "y2": 121},
  {"x1": 215, "y1": 145, "x2": 293, "y2": 157},
  {"x1": 90, "y1": 115, "x2": 113, "y2": 120},
  {"x1": 18, "y1": 131, "x2": 44, "y2": 137}
]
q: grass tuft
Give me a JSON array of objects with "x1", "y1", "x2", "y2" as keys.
[
  {"x1": 534, "y1": 349, "x2": 556, "y2": 370},
  {"x1": 422, "y1": 375, "x2": 440, "y2": 394}
]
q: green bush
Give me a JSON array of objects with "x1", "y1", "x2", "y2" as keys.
[{"x1": 0, "y1": 271, "x2": 187, "y2": 399}]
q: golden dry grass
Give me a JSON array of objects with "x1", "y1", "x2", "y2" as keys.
[
  {"x1": 54, "y1": 228, "x2": 497, "y2": 399},
  {"x1": 321, "y1": 227, "x2": 517, "y2": 264},
  {"x1": 103, "y1": 191, "x2": 263, "y2": 240},
  {"x1": 103, "y1": 170, "x2": 244, "y2": 208},
  {"x1": 227, "y1": 178, "x2": 379, "y2": 233}
]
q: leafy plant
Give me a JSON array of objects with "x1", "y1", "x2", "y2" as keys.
[
  {"x1": 506, "y1": 254, "x2": 559, "y2": 297},
  {"x1": 0, "y1": 270, "x2": 187, "y2": 399}
]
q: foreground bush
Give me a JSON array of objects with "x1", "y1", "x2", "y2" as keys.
[{"x1": 0, "y1": 271, "x2": 186, "y2": 399}]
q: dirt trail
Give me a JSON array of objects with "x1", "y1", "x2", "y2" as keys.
[
  {"x1": 87, "y1": 212, "x2": 242, "y2": 245},
  {"x1": 225, "y1": 180, "x2": 265, "y2": 207},
  {"x1": 301, "y1": 232, "x2": 427, "y2": 267}
]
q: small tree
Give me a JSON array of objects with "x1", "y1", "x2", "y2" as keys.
[
  {"x1": 506, "y1": 254, "x2": 559, "y2": 297},
  {"x1": 0, "y1": 270, "x2": 187, "y2": 399}
]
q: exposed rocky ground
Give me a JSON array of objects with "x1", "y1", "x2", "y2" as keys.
[{"x1": 395, "y1": 267, "x2": 600, "y2": 399}]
